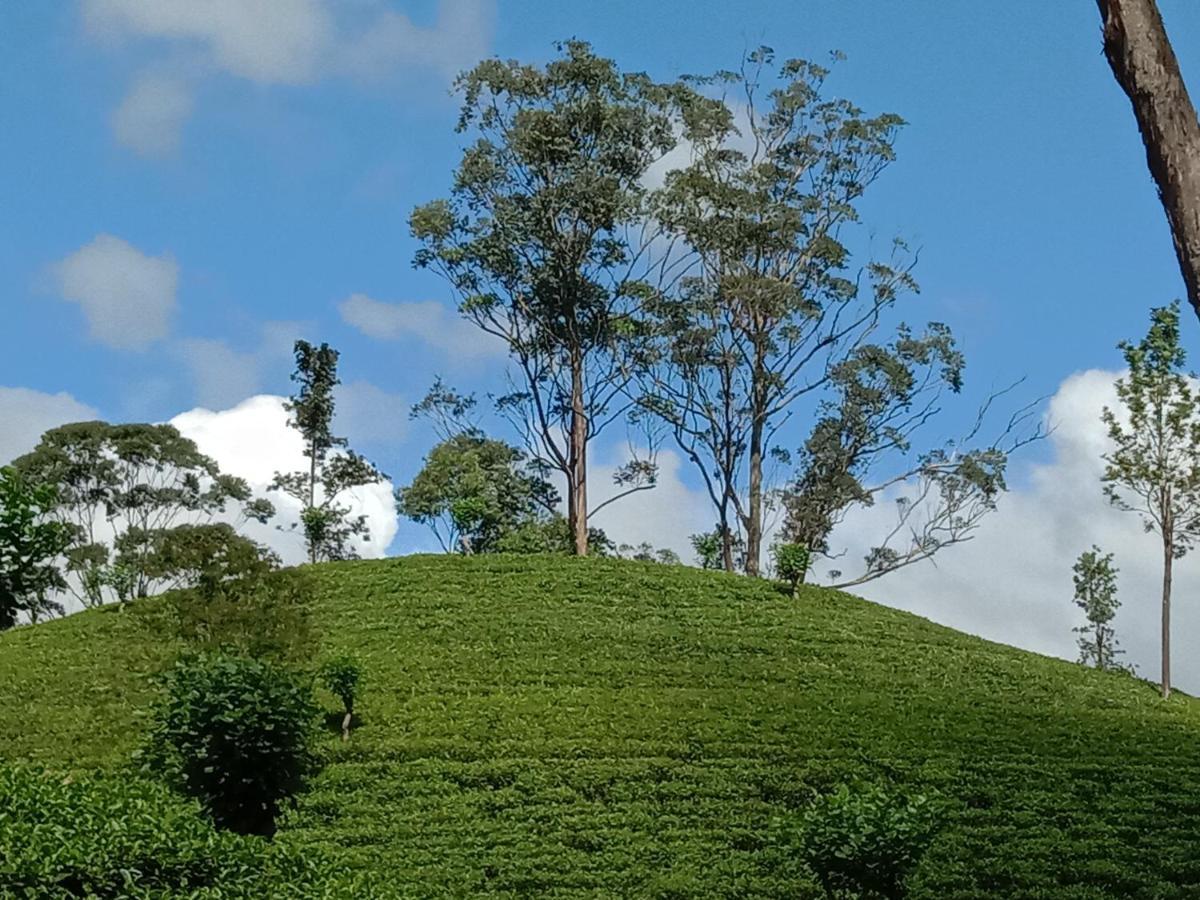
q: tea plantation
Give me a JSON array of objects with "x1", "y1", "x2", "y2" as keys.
[{"x1": 3, "y1": 554, "x2": 1200, "y2": 897}]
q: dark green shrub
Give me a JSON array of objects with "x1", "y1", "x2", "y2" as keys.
[
  {"x1": 320, "y1": 654, "x2": 364, "y2": 740},
  {"x1": 797, "y1": 782, "x2": 941, "y2": 899},
  {"x1": 773, "y1": 542, "x2": 810, "y2": 595},
  {"x1": 0, "y1": 764, "x2": 340, "y2": 898},
  {"x1": 143, "y1": 652, "x2": 320, "y2": 836}
]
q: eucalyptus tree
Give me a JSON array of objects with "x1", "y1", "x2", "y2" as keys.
[
  {"x1": 1102, "y1": 301, "x2": 1200, "y2": 698},
  {"x1": 642, "y1": 50, "x2": 919, "y2": 574},
  {"x1": 411, "y1": 41, "x2": 687, "y2": 555},
  {"x1": 779, "y1": 329, "x2": 1038, "y2": 588},
  {"x1": 14, "y1": 422, "x2": 272, "y2": 605},
  {"x1": 272, "y1": 340, "x2": 385, "y2": 563}
]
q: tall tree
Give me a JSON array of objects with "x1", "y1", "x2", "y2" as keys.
[
  {"x1": 1072, "y1": 545, "x2": 1125, "y2": 672},
  {"x1": 14, "y1": 422, "x2": 272, "y2": 605},
  {"x1": 1101, "y1": 301, "x2": 1200, "y2": 698},
  {"x1": 0, "y1": 467, "x2": 72, "y2": 629},
  {"x1": 642, "y1": 50, "x2": 919, "y2": 574},
  {"x1": 411, "y1": 41, "x2": 682, "y2": 555},
  {"x1": 1096, "y1": 0, "x2": 1200, "y2": 321},
  {"x1": 272, "y1": 340, "x2": 384, "y2": 563}
]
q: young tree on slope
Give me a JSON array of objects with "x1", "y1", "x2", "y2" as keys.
[
  {"x1": 272, "y1": 341, "x2": 385, "y2": 564},
  {"x1": 0, "y1": 467, "x2": 72, "y2": 628},
  {"x1": 411, "y1": 41, "x2": 686, "y2": 556},
  {"x1": 1072, "y1": 545, "x2": 1126, "y2": 672},
  {"x1": 1102, "y1": 301, "x2": 1200, "y2": 698}
]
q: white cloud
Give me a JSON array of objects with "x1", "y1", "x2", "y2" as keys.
[
  {"x1": 52, "y1": 234, "x2": 178, "y2": 349},
  {"x1": 338, "y1": 292, "x2": 503, "y2": 361},
  {"x1": 0, "y1": 387, "x2": 99, "y2": 465},
  {"x1": 589, "y1": 448, "x2": 713, "y2": 559},
  {"x1": 111, "y1": 73, "x2": 193, "y2": 157},
  {"x1": 83, "y1": 0, "x2": 334, "y2": 85},
  {"x1": 339, "y1": 0, "x2": 494, "y2": 81},
  {"x1": 84, "y1": 0, "x2": 496, "y2": 152},
  {"x1": 171, "y1": 394, "x2": 398, "y2": 564}
]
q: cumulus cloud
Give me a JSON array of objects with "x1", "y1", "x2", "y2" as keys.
[
  {"x1": 52, "y1": 234, "x2": 178, "y2": 349},
  {"x1": 338, "y1": 293, "x2": 504, "y2": 361},
  {"x1": 111, "y1": 73, "x2": 192, "y2": 157},
  {"x1": 171, "y1": 395, "x2": 398, "y2": 564},
  {"x1": 84, "y1": 0, "x2": 496, "y2": 153},
  {"x1": 0, "y1": 387, "x2": 99, "y2": 465}
]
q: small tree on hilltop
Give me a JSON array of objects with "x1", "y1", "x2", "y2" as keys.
[
  {"x1": 272, "y1": 341, "x2": 385, "y2": 563},
  {"x1": 1072, "y1": 546, "x2": 1126, "y2": 672},
  {"x1": 1102, "y1": 301, "x2": 1200, "y2": 699},
  {"x1": 397, "y1": 433, "x2": 558, "y2": 554}
]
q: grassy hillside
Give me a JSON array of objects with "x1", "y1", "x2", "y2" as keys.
[{"x1": 3, "y1": 556, "x2": 1200, "y2": 897}]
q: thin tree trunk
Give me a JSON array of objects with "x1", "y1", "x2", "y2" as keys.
[
  {"x1": 308, "y1": 437, "x2": 318, "y2": 564},
  {"x1": 569, "y1": 355, "x2": 589, "y2": 556},
  {"x1": 341, "y1": 710, "x2": 352, "y2": 742},
  {"x1": 1097, "y1": 0, "x2": 1200, "y2": 319},
  {"x1": 745, "y1": 417, "x2": 763, "y2": 577},
  {"x1": 1161, "y1": 507, "x2": 1173, "y2": 699}
]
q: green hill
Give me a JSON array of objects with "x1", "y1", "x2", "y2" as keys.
[{"x1": 3, "y1": 555, "x2": 1200, "y2": 897}]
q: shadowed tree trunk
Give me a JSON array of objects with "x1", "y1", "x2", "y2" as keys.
[
  {"x1": 1097, "y1": 0, "x2": 1200, "y2": 320},
  {"x1": 1161, "y1": 488, "x2": 1173, "y2": 699}
]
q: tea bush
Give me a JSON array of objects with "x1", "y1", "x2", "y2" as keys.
[
  {"x1": 0, "y1": 765, "x2": 343, "y2": 898},
  {"x1": 794, "y1": 781, "x2": 941, "y2": 898},
  {"x1": 143, "y1": 651, "x2": 320, "y2": 836}
]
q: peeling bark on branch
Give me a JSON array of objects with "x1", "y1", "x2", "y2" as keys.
[{"x1": 1097, "y1": 0, "x2": 1200, "y2": 319}]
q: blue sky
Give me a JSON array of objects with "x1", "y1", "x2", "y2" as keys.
[{"x1": 6, "y1": 1, "x2": 1200, "y2": 681}]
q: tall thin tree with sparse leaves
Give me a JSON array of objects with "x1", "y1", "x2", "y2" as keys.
[
  {"x1": 272, "y1": 341, "x2": 384, "y2": 564},
  {"x1": 1072, "y1": 546, "x2": 1125, "y2": 672},
  {"x1": 1102, "y1": 301, "x2": 1200, "y2": 698}
]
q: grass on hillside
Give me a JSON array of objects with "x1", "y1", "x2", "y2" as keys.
[{"x1": 2, "y1": 555, "x2": 1200, "y2": 897}]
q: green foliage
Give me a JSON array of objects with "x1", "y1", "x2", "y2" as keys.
[
  {"x1": 272, "y1": 340, "x2": 384, "y2": 563},
  {"x1": 773, "y1": 542, "x2": 811, "y2": 594},
  {"x1": 12, "y1": 421, "x2": 272, "y2": 607},
  {"x1": 616, "y1": 541, "x2": 680, "y2": 564},
  {"x1": 1102, "y1": 301, "x2": 1200, "y2": 547},
  {"x1": 412, "y1": 40, "x2": 678, "y2": 554},
  {"x1": 397, "y1": 434, "x2": 558, "y2": 553},
  {"x1": 0, "y1": 466, "x2": 72, "y2": 629},
  {"x1": 1072, "y1": 546, "x2": 1126, "y2": 671},
  {"x1": 143, "y1": 652, "x2": 320, "y2": 836},
  {"x1": 0, "y1": 765, "x2": 347, "y2": 898},
  {"x1": 791, "y1": 782, "x2": 941, "y2": 899},
  {"x1": 7, "y1": 556, "x2": 1200, "y2": 895},
  {"x1": 690, "y1": 526, "x2": 745, "y2": 571},
  {"x1": 320, "y1": 654, "x2": 363, "y2": 716}
]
